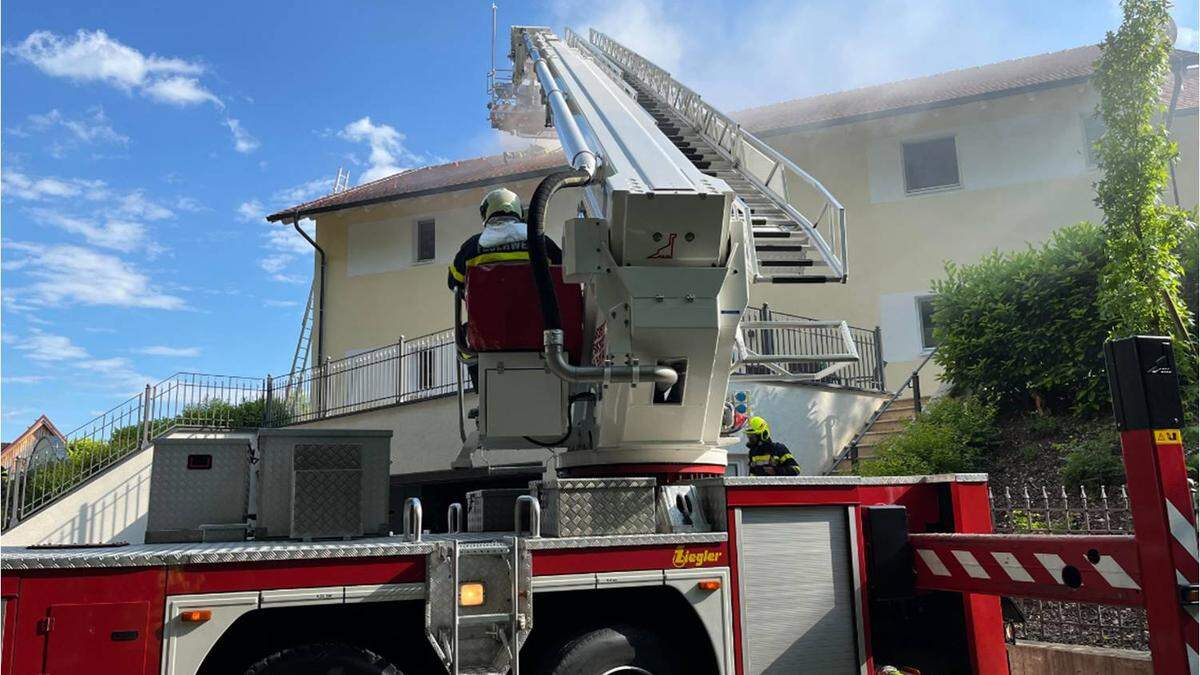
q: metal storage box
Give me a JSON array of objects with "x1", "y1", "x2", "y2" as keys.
[
  {"x1": 532, "y1": 477, "x2": 656, "y2": 537},
  {"x1": 256, "y1": 429, "x2": 391, "y2": 539},
  {"x1": 146, "y1": 435, "x2": 251, "y2": 543},
  {"x1": 466, "y1": 488, "x2": 530, "y2": 532}
]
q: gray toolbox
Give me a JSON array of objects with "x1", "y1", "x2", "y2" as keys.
[
  {"x1": 466, "y1": 488, "x2": 531, "y2": 532},
  {"x1": 531, "y1": 477, "x2": 656, "y2": 537},
  {"x1": 256, "y1": 428, "x2": 392, "y2": 539},
  {"x1": 146, "y1": 435, "x2": 251, "y2": 543}
]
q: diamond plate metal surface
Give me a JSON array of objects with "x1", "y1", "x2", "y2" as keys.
[
  {"x1": 533, "y1": 478, "x2": 656, "y2": 537},
  {"x1": 146, "y1": 439, "x2": 249, "y2": 541},
  {"x1": 1, "y1": 532, "x2": 727, "y2": 569},
  {"x1": 291, "y1": 468, "x2": 362, "y2": 539},
  {"x1": 258, "y1": 433, "x2": 391, "y2": 538}
]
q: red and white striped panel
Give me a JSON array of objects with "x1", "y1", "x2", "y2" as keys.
[
  {"x1": 910, "y1": 533, "x2": 1143, "y2": 607},
  {"x1": 1163, "y1": 480, "x2": 1199, "y2": 672}
]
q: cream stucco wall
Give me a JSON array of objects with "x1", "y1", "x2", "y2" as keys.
[
  {"x1": 748, "y1": 83, "x2": 1198, "y2": 389},
  {"x1": 313, "y1": 178, "x2": 581, "y2": 362}
]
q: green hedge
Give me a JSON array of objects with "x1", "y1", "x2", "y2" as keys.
[{"x1": 931, "y1": 223, "x2": 1111, "y2": 415}]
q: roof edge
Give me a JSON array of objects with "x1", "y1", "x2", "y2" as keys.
[{"x1": 267, "y1": 164, "x2": 565, "y2": 223}]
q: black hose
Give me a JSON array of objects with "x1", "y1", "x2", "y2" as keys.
[{"x1": 527, "y1": 168, "x2": 592, "y2": 332}]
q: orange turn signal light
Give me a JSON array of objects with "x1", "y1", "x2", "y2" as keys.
[
  {"x1": 459, "y1": 582, "x2": 485, "y2": 607},
  {"x1": 180, "y1": 609, "x2": 212, "y2": 623},
  {"x1": 697, "y1": 580, "x2": 722, "y2": 591}
]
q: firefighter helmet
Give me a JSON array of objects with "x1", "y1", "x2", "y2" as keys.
[
  {"x1": 746, "y1": 416, "x2": 770, "y2": 439},
  {"x1": 479, "y1": 188, "x2": 523, "y2": 222}
]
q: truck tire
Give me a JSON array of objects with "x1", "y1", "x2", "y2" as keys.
[
  {"x1": 542, "y1": 624, "x2": 675, "y2": 675},
  {"x1": 243, "y1": 642, "x2": 400, "y2": 675}
]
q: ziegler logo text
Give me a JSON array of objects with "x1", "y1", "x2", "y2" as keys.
[{"x1": 672, "y1": 546, "x2": 722, "y2": 568}]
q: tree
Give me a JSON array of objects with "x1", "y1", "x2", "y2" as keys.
[{"x1": 1094, "y1": 0, "x2": 1197, "y2": 376}]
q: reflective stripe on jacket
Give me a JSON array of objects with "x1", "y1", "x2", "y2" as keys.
[
  {"x1": 747, "y1": 438, "x2": 801, "y2": 476},
  {"x1": 447, "y1": 221, "x2": 563, "y2": 290}
]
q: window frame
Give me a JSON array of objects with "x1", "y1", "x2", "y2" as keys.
[
  {"x1": 414, "y1": 218, "x2": 436, "y2": 264},
  {"x1": 1081, "y1": 112, "x2": 1105, "y2": 168},
  {"x1": 915, "y1": 294, "x2": 938, "y2": 352},
  {"x1": 901, "y1": 135, "x2": 962, "y2": 195}
]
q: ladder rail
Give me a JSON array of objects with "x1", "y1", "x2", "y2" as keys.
[{"x1": 586, "y1": 28, "x2": 847, "y2": 282}]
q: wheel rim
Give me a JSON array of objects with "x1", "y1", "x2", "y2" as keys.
[{"x1": 600, "y1": 668, "x2": 653, "y2": 675}]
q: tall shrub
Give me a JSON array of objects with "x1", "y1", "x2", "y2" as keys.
[
  {"x1": 932, "y1": 222, "x2": 1110, "y2": 414},
  {"x1": 1094, "y1": 0, "x2": 1196, "y2": 373}
]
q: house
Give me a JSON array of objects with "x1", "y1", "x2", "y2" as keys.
[
  {"x1": 266, "y1": 43, "x2": 1199, "y2": 481},
  {"x1": 1, "y1": 415, "x2": 66, "y2": 472},
  {"x1": 732, "y1": 45, "x2": 1198, "y2": 388}
]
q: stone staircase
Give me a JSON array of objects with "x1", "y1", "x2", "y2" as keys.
[{"x1": 847, "y1": 396, "x2": 929, "y2": 465}]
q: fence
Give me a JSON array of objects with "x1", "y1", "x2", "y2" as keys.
[
  {"x1": 988, "y1": 483, "x2": 1172, "y2": 651},
  {"x1": 269, "y1": 329, "x2": 465, "y2": 426},
  {"x1": 2, "y1": 373, "x2": 266, "y2": 529},
  {"x1": 740, "y1": 305, "x2": 885, "y2": 392},
  {"x1": 1, "y1": 315, "x2": 880, "y2": 530}
]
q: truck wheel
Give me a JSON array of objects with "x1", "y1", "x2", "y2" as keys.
[
  {"x1": 542, "y1": 624, "x2": 675, "y2": 675},
  {"x1": 244, "y1": 642, "x2": 400, "y2": 675}
]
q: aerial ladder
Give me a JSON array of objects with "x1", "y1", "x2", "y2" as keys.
[{"x1": 457, "y1": 26, "x2": 859, "y2": 477}]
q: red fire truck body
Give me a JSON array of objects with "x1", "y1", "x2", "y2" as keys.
[{"x1": 1, "y1": 475, "x2": 1006, "y2": 675}]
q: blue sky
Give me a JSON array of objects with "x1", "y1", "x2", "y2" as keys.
[{"x1": 3, "y1": 0, "x2": 1197, "y2": 438}]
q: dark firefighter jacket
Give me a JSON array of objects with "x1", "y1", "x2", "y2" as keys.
[
  {"x1": 447, "y1": 227, "x2": 563, "y2": 291},
  {"x1": 747, "y1": 437, "x2": 801, "y2": 476}
]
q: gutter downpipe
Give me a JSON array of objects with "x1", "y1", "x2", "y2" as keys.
[
  {"x1": 291, "y1": 209, "x2": 326, "y2": 364},
  {"x1": 521, "y1": 29, "x2": 674, "y2": 386}
]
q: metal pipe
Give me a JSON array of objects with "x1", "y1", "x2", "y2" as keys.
[
  {"x1": 543, "y1": 329, "x2": 677, "y2": 386},
  {"x1": 514, "y1": 494, "x2": 541, "y2": 538},
  {"x1": 522, "y1": 30, "x2": 598, "y2": 177},
  {"x1": 1166, "y1": 60, "x2": 1184, "y2": 207},
  {"x1": 291, "y1": 209, "x2": 326, "y2": 364}
]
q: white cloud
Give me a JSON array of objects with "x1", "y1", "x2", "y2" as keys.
[
  {"x1": 116, "y1": 191, "x2": 173, "y2": 220},
  {"x1": 174, "y1": 196, "x2": 206, "y2": 212},
  {"x1": 266, "y1": 222, "x2": 315, "y2": 256},
  {"x1": 8, "y1": 29, "x2": 220, "y2": 107},
  {"x1": 237, "y1": 199, "x2": 264, "y2": 223},
  {"x1": 143, "y1": 76, "x2": 222, "y2": 107},
  {"x1": 27, "y1": 107, "x2": 129, "y2": 148},
  {"x1": 133, "y1": 345, "x2": 200, "y2": 357},
  {"x1": 1, "y1": 375, "x2": 52, "y2": 384},
  {"x1": 14, "y1": 330, "x2": 89, "y2": 362},
  {"x1": 263, "y1": 299, "x2": 299, "y2": 308},
  {"x1": 3, "y1": 242, "x2": 186, "y2": 310},
  {"x1": 2, "y1": 170, "x2": 107, "y2": 201},
  {"x1": 75, "y1": 356, "x2": 154, "y2": 391},
  {"x1": 554, "y1": 0, "x2": 1052, "y2": 112},
  {"x1": 273, "y1": 178, "x2": 331, "y2": 204},
  {"x1": 29, "y1": 207, "x2": 147, "y2": 252},
  {"x1": 224, "y1": 117, "x2": 259, "y2": 153},
  {"x1": 339, "y1": 117, "x2": 419, "y2": 183},
  {"x1": 258, "y1": 254, "x2": 292, "y2": 275}
]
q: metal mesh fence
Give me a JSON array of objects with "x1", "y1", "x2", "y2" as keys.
[{"x1": 989, "y1": 483, "x2": 1164, "y2": 650}]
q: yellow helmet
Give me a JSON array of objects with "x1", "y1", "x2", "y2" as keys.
[
  {"x1": 479, "y1": 187, "x2": 523, "y2": 222},
  {"x1": 746, "y1": 416, "x2": 770, "y2": 439}
]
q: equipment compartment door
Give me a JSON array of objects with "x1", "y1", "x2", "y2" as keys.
[
  {"x1": 43, "y1": 601, "x2": 150, "y2": 674},
  {"x1": 737, "y1": 507, "x2": 859, "y2": 674}
]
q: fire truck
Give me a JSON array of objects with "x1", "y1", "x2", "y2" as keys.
[{"x1": 2, "y1": 26, "x2": 1197, "y2": 675}]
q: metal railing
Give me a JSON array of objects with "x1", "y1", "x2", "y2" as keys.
[
  {"x1": 1, "y1": 315, "x2": 877, "y2": 529},
  {"x1": 267, "y1": 329, "x2": 466, "y2": 426},
  {"x1": 989, "y1": 483, "x2": 1150, "y2": 650},
  {"x1": 586, "y1": 28, "x2": 847, "y2": 281},
  {"x1": 736, "y1": 305, "x2": 884, "y2": 391},
  {"x1": 2, "y1": 373, "x2": 267, "y2": 529},
  {"x1": 827, "y1": 349, "x2": 936, "y2": 474}
]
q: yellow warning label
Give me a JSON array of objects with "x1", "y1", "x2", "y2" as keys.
[{"x1": 1154, "y1": 429, "x2": 1182, "y2": 444}]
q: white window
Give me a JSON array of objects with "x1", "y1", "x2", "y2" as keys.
[
  {"x1": 1082, "y1": 113, "x2": 1105, "y2": 167},
  {"x1": 415, "y1": 219, "x2": 436, "y2": 262},
  {"x1": 916, "y1": 295, "x2": 938, "y2": 351},
  {"x1": 902, "y1": 136, "x2": 960, "y2": 193}
]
